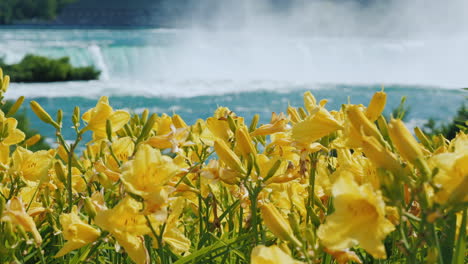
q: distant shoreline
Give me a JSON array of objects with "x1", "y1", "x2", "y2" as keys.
[{"x1": 0, "y1": 24, "x2": 170, "y2": 30}]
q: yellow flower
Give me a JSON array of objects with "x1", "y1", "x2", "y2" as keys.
[
  {"x1": 317, "y1": 174, "x2": 395, "y2": 259},
  {"x1": 388, "y1": 119, "x2": 424, "y2": 164},
  {"x1": 292, "y1": 107, "x2": 342, "y2": 145},
  {"x1": 303, "y1": 91, "x2": 318, "y2": 114},
  {"x1": 82, "y1": 96, "x2": 130, "y2": 140},
  {"x1": 324, "y1": 248, "x2": 363, "y2": 264},
  {"x1": 1, "y1": 197, "x2": 42, "y2": 244},
  {"x1": 346, "y1": 105, "x2": 383, "y2": 142},
  {"x1": 147, "y1": 126, "x2": 192, "y2": 153},
  {"x1": 235, "y1": 126, "x2": 257, "y2": 157},
  {"x1": 365, "y1": 90, "x2": 387, "y2": 122},
  {"x1": 12, "y1": 147, "x2": 54, "y2": 182},
  {"x1": 251, "y1": 112, "x2": 289, "y2": 136},
  {"x1": 153, "y1": 198, "x2": 191, "y2": 255},
  {"x1": 214, "y1": 139, "x2": 245, "y2": 174},
  {"x1": 251, "y1": 245, "x2": 303, "y2": 264},
  {"x1": 0, "y1": 110, "x2": 25, "y2": 146},
  {"x1": 260, "y1": 203, "x2": 302, "y2": 246},
  {"x1": 55, "y1": 206, "x2": 101, "y2": 257},
  {"x1": 106, "y1": 137, "x2": 134, "y2": 171},
  {"x1": 95, "y1": 196, "x2": 152, "y2": 264},
  {"x1": 172, "y1": 114, "x2": 188, "y2": 128},
  {"x1": 430, "y1": 133, "x2": 468, "y2": 204},
  {"x1": 360, "y1": 135, "x2": 401, "y2": 174},
  {"x1": 0, "y1": 143, "x2": 9, "y2": 168},
  {"x1": 153, "y1": 113, "x2": 172, "y2": 135},
  {"x1": 206, "y1": 117, "x2": 233, "y2": 142},
  {"x1": 121, "y1": 144, "x2": 179, "y2": 213}
]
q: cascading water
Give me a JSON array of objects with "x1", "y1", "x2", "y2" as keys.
[{"x1": 0, "y1": 0, "x2": 466, "y2": 141}]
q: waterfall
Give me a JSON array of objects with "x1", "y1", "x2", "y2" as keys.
[{"x1": 88, "y1": 44, "x2": 110, "y2": 80}]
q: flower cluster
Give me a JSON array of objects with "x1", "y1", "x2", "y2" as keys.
[{"x1": 0, "y1": 68, "x2": 466, "y2": 264}]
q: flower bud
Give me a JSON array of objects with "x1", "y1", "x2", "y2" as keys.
[
  {"x1": 54, "y1": 161, "x2": 67, "y2": 184},
  {"x1": 84, "y1": 197, "x2": 97, "y2": 219},
  {"x1": 260, "y1": 203, "x2": 302, "y2": 247},
  {"x1": 346, "y1": 105, "x2": 383, "y2": 142},
  {"x1": 141, "y1": 109, "x2": 149, "y2": 124},
  {"x1": 137, "y1": 113, "x2": 156, "y2": 142},
  {"x1": 227, "y1": 115, "x2": 237, "y2": 133},
  {"x1": 172, "y1": 114, "x2": 187, "y2": 128},
  {"x1": 72, "y1": 106, "x2": 80, "y2": 127},
  {"x1": 214, "y1": 139, "x2": 245, "y2": 174},
  {"x1": 2, "y1": 75, "x2": 10, "y2": 93},
  {"x1": 414, "y1": 127, "x2": 433, "y2": 152},
  {"x1": 6, "y1": 96, "x2": 24, "y2": 117},
  {"x1": 361, "y1": 135, "x2": 401, "y2": 173},
  {"x1": 249, "y1": 114, "x2": 259, "y2": 132},
  {"x1": 106, "y1": 119, "x2": 113, "y2": 142},
  {"x1": 235, "y1": 126, "x2": 256, "y2": 157},
  {"x1": 366, "y1": 90, "x2": 387, "y2": 122},
  {"x1": 56, "y1": 109, "x2": 63, "y2": 125},
  {"x1": 25, "y1": 134, "x2": 41, "y2": 146},
  {"x1": 388, "y1": 119, "x2": 424, "y2": 164},
  {"x1": 30, "y1": 101, "x2": 60, "y2": 129}
]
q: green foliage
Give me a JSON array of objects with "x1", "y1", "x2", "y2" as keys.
[
  {"x1": 0, "y1": 0, "x2": 76, "y2": 24},
  {"x1": 424, "y1": 104, "x2": 468, "y2": 140},
  {"x1": 0, "y1": 54, "x2": 100, "y2": 83},
  {"x1": 1, "y1": 100, "x2": 50, "y2": 151}
]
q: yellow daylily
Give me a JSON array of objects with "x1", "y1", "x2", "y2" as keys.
[
  {"x1": 251, "y1": 245, "x2": 304, "y2": 264},
  {"x1": 365, "y1": 90, "x2": 387, "y2": 122},
  {"x1": 430, "y1": 133, "x2": 468, "y2": 204},
  {"x1": 1, "y1": 197, "x2": 42, "y2": 244},
  {"x1": 152, "y1": 198, "x2": 191, "y2": 255},
  {"x1": 251, "y1": 112, "x2": 289, "y2": 136},
  {"x1": 106, "y1": 136, "x2": 134, "y2": 171},
  {"x1": 0, "y1": 110, "x2": 25, "y2": 146},
  {"x1": 235, "y1": 126, "x2": 256, "y2": 157},
  {"x1": 12, "y1": 147, "x2": 54, "y2": 182},
  {"x1": 95, "y1": 196, "x2": 152, "y2": 264},
  {"x1": 260, "y1": 202, "x2": 302, "y2": 246},
  {"x1": 121, "y1": 144, "x2": 179, "y2": 214},
  {"x1": 317, "y1": 174, "x2": 395, "y2": 259},
  {"x1": 292, "y1": 107, "x2": 342, "y2": 145},
  {"x1": 147, "y1": 126, "x2": 193, "y2": 153},
  {"x1": 388, "y1": 119, "x2": 424, "y2": 164},
  {"x1": 82, "y1": 96, "x2": 130, "y2": 140},
  {"x1": 55, "y1": 206, "x2": 101, "y2": 257},
  {"x1": 214, "y1": 139, "x2": 245, "y2": 174}
]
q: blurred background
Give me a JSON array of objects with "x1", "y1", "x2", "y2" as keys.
[{"x1": 0, "y1": 0, "x2": 466, "y2": 145}]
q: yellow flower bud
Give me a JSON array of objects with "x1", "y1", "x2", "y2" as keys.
[
  {"x1": 388, "y1": 119, "x2": 424, "y2": 164},
  {"x1": 214, "y1": 139, "x2": 245, "y2": 174},
  {"x1": 6, "y1": 96, "x2": 24, "y2": 117},
  {"x1": 83, "y1": 197, "x2": 97, "y2": 219},
  {"x1": 346, "y1": 105, "x2": 383, "y2": 141},
  {"x1": 361, "y1": 135, "x2": 401, "y2": 173},
  {"x1": 172, "y1": 114, "x2": 188, "y2": 128},
  {"x1": 25, "y1": 134, "x2": 41, "y2": 147},
  {"x1": 235, "y1": 126, "x2": 256, "y2": 157},
  {"x1": 30, "y1": 101, "x2": 60, "y2": 129},
  {"x1": 2, "y1": 75, "x2": 9, "y2": 93},
  {"x1": 260, "y1": 203, "x2": 302, "y2": 247},
  {"x1": 366, "y1": 91, "x2": 387, "y2": 122}
]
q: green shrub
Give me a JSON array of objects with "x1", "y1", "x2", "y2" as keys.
[
  {"x1": 0, "y1": 54, "x2": 100, "y2": 83},
  {"x1": 424, "y1": 104, "x2": 467, "y2": 140},
  {"x1": 0, "y1": 0, "x2": 76, "y2": 24}
]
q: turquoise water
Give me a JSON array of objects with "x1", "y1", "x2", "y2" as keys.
[{"x1": 1, "y1": 28, "x2": 466, "y2": 144}]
